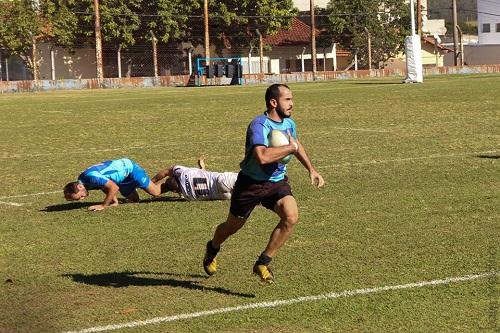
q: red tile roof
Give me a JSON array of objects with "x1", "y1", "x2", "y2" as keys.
[
  {"x1": 422, "y1": 35, "x2": 453, "y2": 52},
  {"x1": 263, "y1": 17, "x2": 350, "y2": 57},
  {"x1": 264, "y1": 17, "x2": 318, "y2": 46}
]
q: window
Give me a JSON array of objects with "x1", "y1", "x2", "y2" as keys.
[
  {"x1": 482, "y1": 23, "x2": 491, "y2": 33},
  {"x1": 497, "y1": 23, "x2": 500, "y2": 32}
]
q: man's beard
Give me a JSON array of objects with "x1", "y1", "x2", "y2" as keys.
[{"x1": 276, "y1": 105, "x2": 291, "y2": 118}]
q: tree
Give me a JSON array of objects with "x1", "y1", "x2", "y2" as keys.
[
  {"x1": 141, "y1": 0, "x2": 201, "y2": 44},
  {"x1": 322, "y1": 0, "x2": 410, "y2": 69},
  {"x1": 187, "y1": 0, "x2": 298, "y2": 54},
  {"x1": 0, "y1": 0, "x2": 43, "y2": 78},
  {"x1": 39, "y1": 0, "x2": 79, "y2": 49},
  {"x1": 74, "y1": 0, "x2": 142, "y2": 49},
  {"x1": 0, "y1": 0, "x2": 79, "y2": 79}
]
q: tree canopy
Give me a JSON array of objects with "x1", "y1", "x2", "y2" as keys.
[
  {"x1": 204, "y1": 0, "x2": 297, "y2": 52},
  {"x1": 0, "y1": 0, "x2": 78, "y2": 77},
  {"x1": 0, "y1": 0, "x2": 298, "y2": 77},
  {"x1": 322, "y1": 0, "x2": 411, "y2": 68}
]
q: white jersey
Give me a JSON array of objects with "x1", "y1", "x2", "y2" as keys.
[{"x1": 172, "y1": 165, "x2": 237, "y2": 201}]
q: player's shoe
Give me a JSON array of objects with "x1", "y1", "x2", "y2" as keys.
[
  {"x1": 203, "y1": 241, "x2": 218, "y2": 276},
  {"x1": 253, "y1": 263, "x2": 274, "y2": 284}
]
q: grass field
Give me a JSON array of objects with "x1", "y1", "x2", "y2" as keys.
[{"x1": 0, "y1": 75, "x2": 499, "y2": 333}]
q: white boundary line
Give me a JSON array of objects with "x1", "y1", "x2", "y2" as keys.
[
  {"x1": 63, "y1": 272, "x2": 496, "y2": 333},
  {"x1": 0, "y1": 200, "x2": 24, "y2": 206}
]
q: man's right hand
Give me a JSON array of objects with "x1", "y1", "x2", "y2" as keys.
[{"x1": 288, "y1": 133, "x2": 299, "y2": 153}]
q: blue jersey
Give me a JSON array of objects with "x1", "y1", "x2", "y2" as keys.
[
  {"x1": 240, "y1": 112, "x2": 297, "y2": 182},
  {"x1": 78, "y1": 158, "x2": 150, "y2": 196}
]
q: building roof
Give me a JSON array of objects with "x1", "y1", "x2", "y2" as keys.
[
  {"x1": 264, "y1": 17, "x2": 318, "y2": 46},
  {"x1": 422, "y1": 35, "x2": 454, "y2": 52}
]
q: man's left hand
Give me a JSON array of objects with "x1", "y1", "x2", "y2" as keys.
[
  {"x1": 88, "y1": 204, "x2": 106, "y2": 212},
  {"x1": 310, "y1": 170, "x2": 325, "y2": 188}
]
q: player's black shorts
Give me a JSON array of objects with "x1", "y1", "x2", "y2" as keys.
[{"x1": 229, "y1": 172, "x2": 293, "y2": 219}]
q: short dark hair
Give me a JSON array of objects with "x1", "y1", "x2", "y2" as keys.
[
  {"x1": 265, "y1": 84, "x2": 290, "y2": 109},
  {"x1": 63, "y1": 181, "x2": 79, "y2": 196}
]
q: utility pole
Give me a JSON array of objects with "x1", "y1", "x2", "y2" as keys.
[
  {"x1": 410, "y1": 0, "x2": 416, "y2": 35},
  {"x1": 417, "y1": 0, "x2": 422, "y2": 36},
  {"x1": 30, "y1": 33, "x2": 38, "y2": 81},
  {"x1": 94, "y1": 0, "x2": 103, "y2": 79},
  {"x1": 452, "y1": 0, "x2": 459, "y2": 66},
  {"x1": 364, "y1": 28, "x2": 372, "y2": 70},
  {"x1": 256, "y1": 29, "x2": 264, "y2": 74},
  {"x1": 310, "y1": 0, "x2": 317, "y2": 75},
  {"x1": 150, "y1": 31, "x2": 158, "y2": 78},
  {"x1": 204, "y1": 0, "x2": 210, "y2": 62}
]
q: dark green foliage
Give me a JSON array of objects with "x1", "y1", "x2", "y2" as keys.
[{"x1": 322, "y1": 0, "x2": 411, "y2": 68}]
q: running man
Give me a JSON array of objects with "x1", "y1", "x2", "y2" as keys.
[
  {"x1": 63, "y1": 158, "x2": 164, "y2": 211},
  {"x1": 203, "y1": 84, "x2": 325, "y2": 283}
]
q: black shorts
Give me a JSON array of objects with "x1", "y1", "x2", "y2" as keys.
[{"x1": 229, "y1": 172, "x2": 293, "y2": 219}]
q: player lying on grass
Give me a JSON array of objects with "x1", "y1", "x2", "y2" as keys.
[
  {"x1": 63, "y1": 158, "x2": 165, "y2": 211},
  {"x1": 152, "y1": 155, "x2": 238, "y2": 201}
]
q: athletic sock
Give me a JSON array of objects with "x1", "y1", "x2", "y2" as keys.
[
  {"x1": 256, "y1": 253, "x2": 272, "y2": 266},
  {"x1": 207, "y1": 240, "x2": 220, "y2": 256}
]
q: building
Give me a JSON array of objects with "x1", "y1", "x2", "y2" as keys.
[
  {"x1": 477, "y1": 0, "x2": 500, "y2": 44},
  {"x1": 443, "y1": 0, "x2": 500, "y2": 65},
  {"x1": 293, "y1": 0, "x2": 329, "y2": 11}
]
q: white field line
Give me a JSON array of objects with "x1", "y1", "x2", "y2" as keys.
[
  {"x1": 0, "y1": 190, "x2": 60, "y2": 200},
  {"x1": 0, "y1": 140, "x2": 226, "y2": 160},
  {"x1": 63, "y1": 272, "x2": 496, "y2": 333},
  {"x1": 0, "y1": 146, "x2": 161, "y2": 160},
  {"x1": 0, "y1": 149, "x2": 497, "y2": 206},
  {"x1": 316, "y1": 150, "x2": 499, "y2": 169},
  {"x1": 0, "y1": 127, "x2": 391, "y2": 160},
  {"x1": 330, "y1": 127, "x2": 390, "y2": 133},
  {"x1": 0, "y1": 200, "x2": 24, "y2": 206}
]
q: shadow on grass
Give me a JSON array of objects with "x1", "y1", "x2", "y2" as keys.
[
  {"x1": 62, "y1": 271, "x2": 256, "y2": 298},
  {"x1": 476, "y1": 155, "x2": 500, "y2": 160},
  {"x1": 40, "y1": 201, "x2": 97, "y2": 212},
  {"x1": 41, "y1": 196, "x2": 186, "y2": 212},
  {"x1": 140, "y1": 196, "x2": 186, "y2": 203}
]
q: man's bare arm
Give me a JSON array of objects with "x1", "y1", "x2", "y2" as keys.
[
  {"x1": 151, "y1": 166, "x2": 174, "y2": 183},
  {"x1": 294, "y1": 139, "x2": 325, "y2": 188},
  {"x1": 88, "y1": 180, "x2": 120, "y2": 211}
]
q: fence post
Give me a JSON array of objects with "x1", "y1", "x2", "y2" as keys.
[
  {"x1": 150, "y1": 30, "x2": 158, "y2": 78},
  {"x1": 51, "y1": 46, "x2": 56, "y2": 80},
  {"x1": 301, "y1": 47, "x2": 306, "y2": 72},
  {"x1": 333, "y1": 42, "x2": 337, "y2": 71},
  {"x1": 248, "y1": 46, "x2": 253, "y2": 74},
  {"x1": 0, "y1": 52, "x2": 2, "y2": 81},
  {"x1": 5, "y1": 57, "x2": 9, "y2": 81},
  {"x1": 117, "y1": 45, "x2": 122, "y2": 78},
  {"x1": 188, "y1": 47, "x2": 194, "y2": 76}
]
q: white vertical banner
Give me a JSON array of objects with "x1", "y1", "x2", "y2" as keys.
[{"x1": 405, "y1": 35, "x2": 423, "y2": 83}]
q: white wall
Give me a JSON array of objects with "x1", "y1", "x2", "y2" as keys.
[
  {"x1": 478, "y1": 0, "x2": 500, "y2": 44},
  {"x1": 444, "y1": 44, "x2": 500, "y2": 65},
  {"x1": 38, "y1": 43, "x2": 97, "y2": 79},
  {"x1": 294, "y1": 0, "x2": 329, "y2": 11}
]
